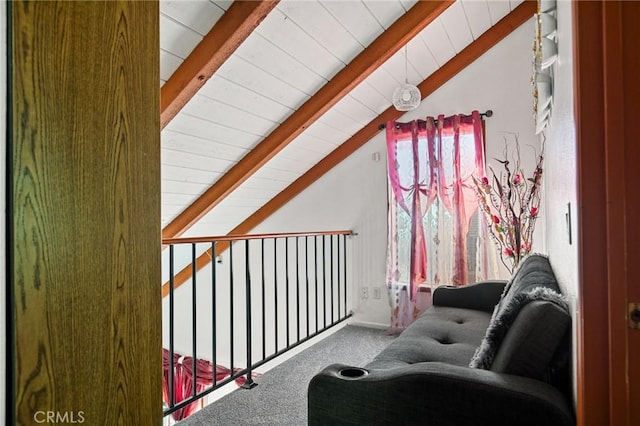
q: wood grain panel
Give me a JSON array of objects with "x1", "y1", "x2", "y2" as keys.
[
  {"x1": 573, "y1": 2, "x2": 610, "y2": 425},
  {"x1": 160, "y1": 0, "x2": 279, "y2": 129},
  {"x1": 10, "y1": 1, "x2": 161, "y2": 424}
]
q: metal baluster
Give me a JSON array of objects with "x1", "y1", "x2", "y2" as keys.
[
  {"x1": 343, "y1": 235, "x2": 347, "y2": 318},
  {"x1": 285, "y1": 237, "x2": 290, "y2": 348},
  {"x1": 305, "y1": 236, "x2": 309, "y2": 338},
  {"x1": 330, "y1": 235, "x2": 334, "y2": 324},
  {"x1": 168, "y1": 245, "x2": 175, "y2": 408},
  {"x1": 274, "y1": 238, "x2": 278, "y2": 354},
  {"x1": 337, "y1": 236, "x2": 341, "y2": 321},
  {"x1": 230, "y1": 242, "x2": 234, "y2": 374},
  {"x1": 322, "y1": 235, "x2": 327, "y2": 329},
  {"x1": 296, "y1": 236, "x2": 300, "y2": 342},
  {"x1": 261, "y1": 238, "x2": 266, "y2": 361},
  {"x1": 314, "y1": 236, "x2": 318, "y2": 334},
  {"x1": 212, "y1": 242, "x2": 217, "y2": 386},
  {"x1": 242, "y1": 240, "x2": 257, "y2": 388},
  {"x1": 192, "y1": 243, "x2": 198, "y2": 398}
]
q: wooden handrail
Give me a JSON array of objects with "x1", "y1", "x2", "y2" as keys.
[{"x1": 162, "y1": 230, "x2": 353, "y2": 245}]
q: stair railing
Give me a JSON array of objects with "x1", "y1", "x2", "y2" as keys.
[{"x1": 162, "y1": 230, "x2": 353, "y2": 420}]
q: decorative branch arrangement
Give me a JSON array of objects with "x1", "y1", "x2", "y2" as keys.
[{"x1": 473, "y1": 136, "x2": 544, "y2": 273}]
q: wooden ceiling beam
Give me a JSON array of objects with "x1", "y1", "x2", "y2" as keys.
[
  {"x1": 161, "y1": 0, "x2": 455, "y2": 240},
  {"x1": 160, "y1": 1, "x2": 279, "y2": 129},
  {"x1": 160, "y1": 0, "x2": 537, "y2": 298}
]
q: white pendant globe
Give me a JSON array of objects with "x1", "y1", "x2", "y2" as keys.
[{"x1": 392, "y1": 83, "x2": 421, "y2": 111}]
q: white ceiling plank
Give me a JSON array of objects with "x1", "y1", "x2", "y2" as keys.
[
  {"x1": 322, "y1": 1, "x2": 384, "y2": 48},
  {"x1": 160, "y1": 14, "x2": 202, "y2": 59},
  {"x1": 202, "y1": 204, "x2": 259, "y2": 219},
  {"x1": 162, "y1": 180, "x2": 209, "y2": 196},
  {"x1": 210, "y1": 197, "x2": 266, "y2": 208},
  {"x1": 181, "y1": 222, "x2": 235, "y2": 238},
  {"x1": 162, "y1": 149, "x2": 236, "y2": 174},
  {"x1": 229, "y1": 176, "x2": 292, "y2": 192},
  {"x1": 257, "y1": 8, "x2": 343, "y2": 80},
  {"x1": 254, "y1": 166, "x2": 302, "y2": 182},
  {"x1": 234, "y1": 33, "x2": 328, "y2": 95},
  {"x1": 182, "y1": 94, "x2": 278, "y2": 138},
  {"x1": 439, "y1": 2, "x2": 474, "y2": 53},
  {"x1": 362, "y1": 67, "x2": 400, "y2": 104},
  {"x1": 319, "y1": 108, "x2": 367, "y2": 137},
  {"x1": 160, "y1": 1, "x2": 225, "y2": 36},
  {"x1": 380, "y1": 47, "x2": 424, "y2": 87},
  {"x1": 219, "y1": 186, "x2": 275, "y2": 200},
  {"x1": 199, "y1": 75, "x2": 294, "y2": 123},
  {"x1": 487, "y1": 1, "x2": 511, "y2": 26},
  {"x1": 217, "y1": 55, "x2": 310, "y2": 109},
  {"x1": 162, "y1": 164, "x2": 224, "y2": 185},
  {"x1": 406, "y1": 35, "x2": 439, "y2": 80},
  {"x1": 363, "y1": 0, "x2": 408, "y2": 30},
  {"x1": 164, "y1": 114, "x2": 260, "y2": 150},
  {"x1": 161, "y1": 205, "x2": 187, "y2": 224},
  {"x1": 331, "y1": 95, "x2": 379, "y2": 126},
  {"x1": 399, "y1": 0, "x2": 420, "y2": 12},
  {"x1": 162, "y1": 130, "x2": 249, "y2": 162},
  {"x1": 461, "y1": 0, "x2": 493, "y2": 39},
  {"x1": 276, "y1": 143, "x2": 328, "y2": 166},
  {"x1": 419, "y1": 18, "x2": 456, "y2": 67},
  {"x1": 304, "y1": 119, "x2": 351, "y2": 146},
  {"x1": 262, "y1": 154, "x2": 314, "y2": 174},
  {"x1": 287, "y1": 132, "x2": 337, "y2": 155},
  {"x1": 349, "y1": 80, "x2": 393, "y2": 115},
  {"x1": 277, "y1": 0, "x2": 361, "y2": 64},
  {"x1": 160, "y1": 49, "x2": 183, "y2": 82},
  {"x1": 163, "y1": 193, "x2": 202, "y2": 207},
  {"x1": 510, "y1": 0, "x2": 525, "y2": 10},
  {"x1": 211, "y1": 0, "x2": 232, "y2": 12}
]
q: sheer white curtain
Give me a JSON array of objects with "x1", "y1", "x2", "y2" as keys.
[{"x1": 385, "y1": 112, "x2": 500, "y2": 333}]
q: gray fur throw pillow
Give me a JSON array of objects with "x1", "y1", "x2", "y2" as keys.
[{"x1": 469, "y1": 286, "x2": 569, "y2": 370}]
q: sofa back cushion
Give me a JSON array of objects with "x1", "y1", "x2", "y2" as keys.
[{"x1": 469, "y1": 255, "x2": 571, "y2": 384}]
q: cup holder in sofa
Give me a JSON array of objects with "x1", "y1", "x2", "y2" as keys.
[{"x1": 338, "y1": 367, "x2": 369, "y2": 380}]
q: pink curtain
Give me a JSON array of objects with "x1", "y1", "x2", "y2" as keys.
[
  {"x1": 386, "y1": 111, "x2": 487, "y2": 331},
  {"x1": 162, "y1": 349, "x2": 249, "y2": 421}
]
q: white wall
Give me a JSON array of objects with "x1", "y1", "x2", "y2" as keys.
[
  {"x1": 255, "y1": 20, "x2": 544, "y2": 327},
  {"x1": 541, "y1": 0, "x2": 579, "y2": 403},
  {"x1": 1, "y1": 3, "x2": 7, "y2": 421}
]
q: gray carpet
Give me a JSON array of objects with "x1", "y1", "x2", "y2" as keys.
[{"x1": 178, "y1": 325, "x2": 395, "y2": 426}]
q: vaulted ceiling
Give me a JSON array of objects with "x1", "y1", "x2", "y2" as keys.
[{"x1": 160, "y1": 0, "x2": 534, "y2": 243}]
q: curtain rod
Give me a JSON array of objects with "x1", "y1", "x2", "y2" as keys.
[{"x1": 377, "y1": 110, "x2": 493, "y2": 130}]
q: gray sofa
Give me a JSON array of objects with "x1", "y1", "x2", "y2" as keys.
[{"x1": 308, "y1": 254, "x2": 574, "y2": 426}]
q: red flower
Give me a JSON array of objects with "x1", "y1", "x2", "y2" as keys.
[
  {"x1": 513, "y1": 174, "x2": 522, "y2": 185},
  {"x1": 504, "y1": 248, "x2": 514, "y2": 257},
  {"x1": 530, "y1": 207, "x2": 538, "y2": 217},
  {"x1": 481, "y1": 177, "x2": 489, "y2": 185},
  {"x1": 492, "y1": 215, "x2": 500, "y2": 224}
]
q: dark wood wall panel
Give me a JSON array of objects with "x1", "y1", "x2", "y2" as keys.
[{"x1": 10, "y1": 1, "x2": 161, "y2": 424}]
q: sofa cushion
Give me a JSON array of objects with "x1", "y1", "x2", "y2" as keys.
[
  {"x1": 469, "y1": 285, "x2": 570, "y2": 382},
  {"x1": 366, "y1": 306, "x2": 491, "y2": 370},
  {"x1": 496, "y1": 254, "x2": 561, "y2": 314},
  {"x1": 491, "y1": 300, "x2": 570, "y2": 380}
]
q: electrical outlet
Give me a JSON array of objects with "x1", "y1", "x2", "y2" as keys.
[
  {"x1": 373, "y1": 287, "x2": 381, "y2": 299},
  {"x1": 360, "y1": 287, "x2": 369, "y2": 299}
]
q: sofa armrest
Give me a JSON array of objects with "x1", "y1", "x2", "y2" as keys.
[
  {"x1": 308, "y1": 362, "x2": 574, "y2": 426},
  {"x1": 432, "y1": 280, "x2": 507, "y2": 312}
]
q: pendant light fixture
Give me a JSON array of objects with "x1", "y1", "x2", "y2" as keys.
[{"x1": 392, "y1": 45, "x2": 421, "y2": 111}]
